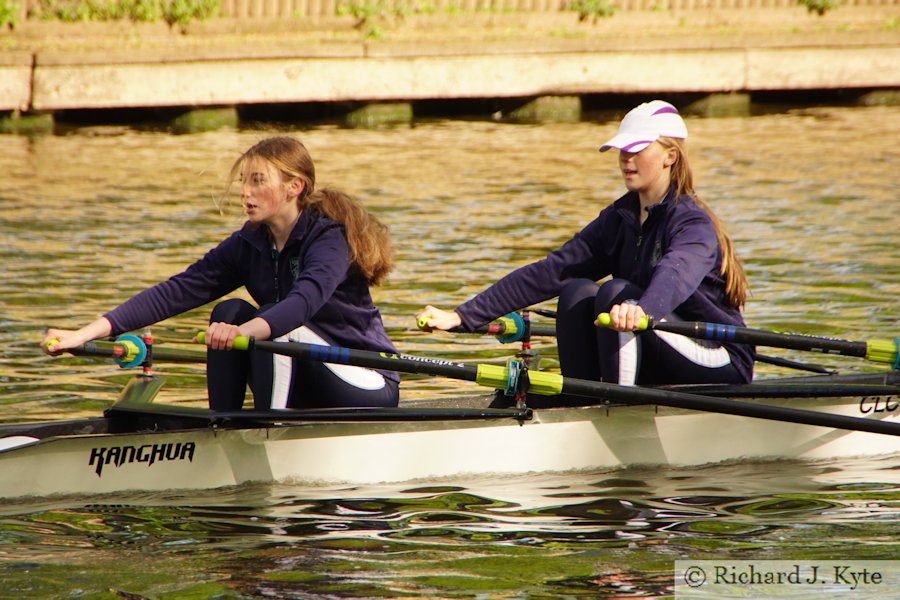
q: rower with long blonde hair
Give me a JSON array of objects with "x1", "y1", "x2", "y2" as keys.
[
  {"x1": 418, "y1": 101, "x2": 755, "y2": 397},
  {"x1": 44, "y1": 135, "x2": 399, "y2": 410}
]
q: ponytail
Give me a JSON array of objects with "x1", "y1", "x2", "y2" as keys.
[
  {"x1": 304, "y1": 188, "x2": 394, "y2": 286},
  {"x1": 659, "y1": 137, "x2": 749, "y2": 308}
]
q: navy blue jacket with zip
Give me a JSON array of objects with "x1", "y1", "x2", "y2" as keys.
[
  {"x1": 455, "y1": 188, "x2": 755, "y2": 382},
  {"x1": 105, "y1": 208, "x2": 399, "y2": 382}
]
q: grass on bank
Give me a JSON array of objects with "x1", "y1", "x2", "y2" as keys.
[{"x1": 0, "y1": 0, "x2": 848, "y2": 34}]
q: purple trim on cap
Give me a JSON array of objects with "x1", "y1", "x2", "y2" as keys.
[
  {"x1": 652, "y1": 106, "x2": 679, "y2": 115},
  {"x1": 620, "y1": 140, "x2": 653, "y2": 152}
]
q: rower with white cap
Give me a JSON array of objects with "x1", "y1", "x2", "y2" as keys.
[{"x1": 417, "y1": 100, "x2": 755, "y2": 399}]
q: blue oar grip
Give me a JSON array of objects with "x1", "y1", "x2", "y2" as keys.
[{"x1": 705, "y1": 322, "x2": 737, "y2": 341}]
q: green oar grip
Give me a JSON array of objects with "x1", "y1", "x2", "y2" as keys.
[
  {"x1": 594, "y1": 313, "x2": 650, "y2": 331},
  {"x1": 474, "y1": 364, "x2": 507, "y2": 390},
  {"x1": 195, "y1": 332, "x2": 252, "y2": 351},
  {"x1": 866, "y1": 339, "x2": 900, "y2": 367},
  {"x1": 474, "y1": 363, "x2": 564, "y2": 396},
  {"x1": 113, "y1": 334, "x2": 147, "y2": 368},
  {"x1": 527, "y1": 370, "x2": 565, "y2": 395},
  {"x1": 494, "y1": 313, "x2": 525, "y2": 343}
]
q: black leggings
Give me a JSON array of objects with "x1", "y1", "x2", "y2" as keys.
[
  {"x1": 556, "y1": 278, "x2": 744, "y2": 386},
  {"x1": 206, "y1": 299, "x2": 399, "y2": 410}
]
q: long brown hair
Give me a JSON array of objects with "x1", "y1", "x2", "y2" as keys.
[
  {"x1": 229, "y1": 136, "x2": 393, "y2": 285},
  {"x1": 657, "y1": 137, "x2": 749, "y2": 308}
]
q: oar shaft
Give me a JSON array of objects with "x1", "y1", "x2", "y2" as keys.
[
  {"x1": 473, "y1": 321, "x2": 556, "y2": 338},
  {"x1": 69, "y1": 341, "x2": 129, "y2": 360},
  {"x1": 661, "y1": 320, "x2": 867, "y2": 357},
  {"x1": 70, "y1": 340, "x2": 205, "y2": 364},
  {"x1": 249, "y1": 339, "x2": 486, "y2": 385},
  {"x1": 453, "y1": 313, "x2": 833, "y2": 373},
  {"x1": 595, "y1": 313, "x2": 897, "y2": 365},
  {"x1": 223, "y1": 336, "x2": 900, "y2": 437}
]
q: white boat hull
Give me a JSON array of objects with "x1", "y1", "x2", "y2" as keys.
[{"x1": 1, "y1": 390, "x2": 898, "y2": 500}]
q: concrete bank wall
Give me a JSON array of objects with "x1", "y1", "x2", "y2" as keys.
[
  {"x1": 19, "y1": 45, "x2": 899, "y2": 112},
  {"x1": 0, "y1": 53, "x2": 32, "y2": 112},
  {"x1": 2, "y1": 6, "x2": 898, "y2": 114}
]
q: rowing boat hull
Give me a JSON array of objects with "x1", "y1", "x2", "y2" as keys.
[{"x1": 1, "y1": 379, "x2": 897, "y2": 500}]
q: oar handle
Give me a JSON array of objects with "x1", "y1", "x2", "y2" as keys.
[
  {"x1": 595, "y1": 313, "x2": 898, "y2": 367},
  {"x1": 195, "y1": 332, "x2": 252, "y2": 351},
  {"x1": 594, "y1": 313, "x2": 650, "y2": 331}
]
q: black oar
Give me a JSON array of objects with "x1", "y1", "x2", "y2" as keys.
[
  {"x1": 436, "y1": 313, "x2": 834, "y2": 374},
  {"x1": 596, "y1": 313, "x2": 899, "y2": 368},
  {"x1": 752, "y1": 354, "x2": 834, "y2": 374},
  {"x1": 198, "y1": 334, "x2": 900, "y2": 437},
  {"x1": 471, "y1": 319, "x2": 556, "y2": 340}
]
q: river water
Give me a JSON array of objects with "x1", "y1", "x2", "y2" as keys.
[{"x1": 0, "y1": 104, "x2": 898, "y2": 597}]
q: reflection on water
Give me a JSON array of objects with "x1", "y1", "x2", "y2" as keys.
[
  {"x1": 0, "y1": 106, "x2": 899, "y2": 597},
  {"x1": 1, "y1": 456, "x2": 898, "y2": 598}
]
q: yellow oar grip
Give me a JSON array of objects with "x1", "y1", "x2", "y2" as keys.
[
  {"x1": 195, "y1": 332, "x2": 251, "y2": 351},
  {"x1": 474, "y1": 364, "x2": 564, "y2": 396},
  {"x1": 867, "y1": 339, "x2": 899, "y2": 366},
  {"x1": 475, "y1": 364, "x2": 507, "y2": 389},
  {"x1": 495, "y1": 316, "x2": 518, "y2": 334},
  {"x1": 118, "y1": 339, "x2": 143, "y2": 362},
  {"x1": 594, "y1": 313, "x2": 649, "y2": 331},
  {"x1": 527, "y1": 371, "x2": 565, "y2": 395}
]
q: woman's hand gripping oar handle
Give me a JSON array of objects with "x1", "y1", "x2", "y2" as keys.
[
  {"x1": 196, "y1": 332, "x2": 251, "y2": 351},
  {"x1": 594, "y1": 312, "x2": 650, "y2": 331}
]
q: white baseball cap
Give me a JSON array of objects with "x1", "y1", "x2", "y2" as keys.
[{"x1": 599, "y1": 100, "x2": 688, "y2": 153}]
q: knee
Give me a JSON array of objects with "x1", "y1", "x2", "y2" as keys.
[
  {"x1": 559, "y1": 278, "x2": 601, "y2": 312},
  {"x1": 210, "y1": 298, "x2": 257, "y2": 325},
  {"x1": 595, "y1": 278, "x2": 642, "y2": 311}
]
